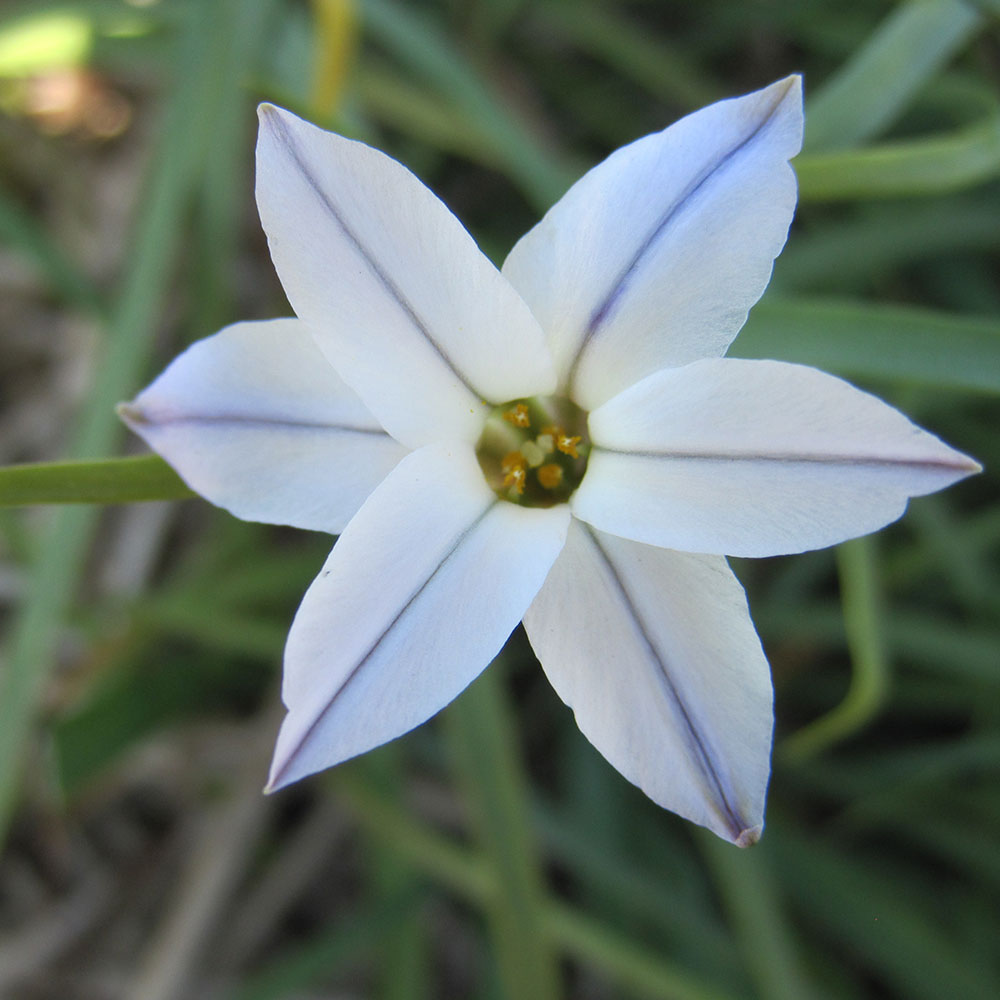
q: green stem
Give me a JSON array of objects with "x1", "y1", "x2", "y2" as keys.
[
  {"x1": 0, "y1": 455, "x2": 194, "y2": 506},
  {"x1": 360, "y1": 748, "x2": 430, "y2": 1000},
  {"x1": 335, "y1": 773, "x2": 737, "y2": 1000},
  {"x1": 335, "y1": 772, "x2": 495, "y2": 902},
  {"x1": 444, "y1": 665, "x2": 562, "y2": 1000},
  {"x1": 696, "y1": 831, "x2": 812, "y2": 1000},
  {"x1": 780, "y1": 536, "x2": 889, "y2": 760}
]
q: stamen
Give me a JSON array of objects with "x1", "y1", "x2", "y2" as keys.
[
  {"x1": 537, "y1": 464, "x2": 564, "y2": 490},
  {"x1": 501, "y1": 451, "x2": 527, "y2": 494},
  {"x1": 503, "y1": 403, "x2": 531, "y2": 428},
  {"x1": 555, "y1": 432, "x2": 581, "y2": 458},
  {"x1": 477, "y1": 396, "x2": 589, "y2": 507}
]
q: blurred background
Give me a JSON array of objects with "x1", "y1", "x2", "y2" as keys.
[{"x1": 0, "y1": 0, "x2": 998, "y2": 997}]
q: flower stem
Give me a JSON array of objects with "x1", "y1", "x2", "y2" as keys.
[
  {"x1": 696, "y1": 830, "x2": 812, "y2": 1000},
  {"x1": 360, "y1": 747, "x2": 430, "y2": 1000},
  {"x1": 334, "y1": 771, "x2": 737, "y2": 1000},
  {"x1": 781, "y1": 535, "x2": 889, "y2": 759},
  {"x1": 444, "y1": 662, "x2": 562, "y2": 1000}
]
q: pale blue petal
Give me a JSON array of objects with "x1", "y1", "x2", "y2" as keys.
[
  {"x1": 120, "y1": 319, "x2": 407, "y2": 533},
  {"x1": 256, "y1": 106, "x2": 556, "y2": 449},
  {"x1": 267, "y1": 443, "x2": 571, "y2": 790},
  {"x1": 503, "y1": 77, "x2": 803, "y2": 409},
  {"x1": 524, "y1": 521, "x2": 772, "y2": 845},
  {"x1": 575, "y1": 358, "x2": 980, "y2": 556}
]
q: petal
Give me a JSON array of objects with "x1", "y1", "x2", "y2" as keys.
[
  {"x1": 575, "y1": 358, "x2": 981, "y2": 557},
  {"x1": 502, "y1": 77, "x2": 803, "y2": 409},
  {"x1": 267, "y1": 442, "x2": 570, "y2": 791},
  {"x1": 256, "y1": 105, "x2": 556, "y2": 449},
  {"x1": 119, "y1": 319, "x2": 408, "y2": 533},
  {"x1": 523, "y1": 521, "x2": 772, "y2": 844}
]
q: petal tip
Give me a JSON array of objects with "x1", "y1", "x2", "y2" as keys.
[
  {"x1": 755, "y1": 74, "x2": 804, "y2": 156},
  {"x1": 775, "y1": 73, "x2": 803, "y2": 101},
  {"x1": 735, "y1": 823, "x2": 763, "y2": 848},
  {"x1": 116, "y1": 400, "x2": 146, "y2": 427},
  {"x1": 257, "y1": 101, "x2": 279, "y2": 123},
  {"x1": 264, "y1": 737, "x2": 288, "y2": 793},
  {"x1": 257, "y1": 103, "x2": 297, "y2": 144},
  {"x1": 928, "y1": 440, "x2": 982, "y2": 481},
  {"x1": 264, "y1": 760, "x2": 293, "y2": 795}
]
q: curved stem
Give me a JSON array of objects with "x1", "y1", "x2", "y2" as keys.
[{"x1": 781, "y1": 535, "x2": 889, "y2": 760}]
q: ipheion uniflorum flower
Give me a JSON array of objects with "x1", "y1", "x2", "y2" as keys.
[{"x1": 120, "y1": 77, "x2": 979, "y2": 845}]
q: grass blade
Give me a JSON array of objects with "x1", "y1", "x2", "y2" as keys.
[
  {"x1": 0, "y1": 0, "x2": 265, "y2": 842},
  {"x1": 797, "y1": 116, "x2": 1000, "y2": 200},
  {"x1": 735, "y1": 296, "x2": 1000, "y2": 393},
  {"x1": 775, "y1": 821, "x2": 998, "y2": 1000},
  {"x1": 804, "y1": 0, "x2": 982, "y2": 151},
  {"x1": 359, "y1": 0, "x2": 577, "y2": 209},
  {"x1": 0, "y1": 180, "x2": 103, "y2": 313},
  {"x1": 696, "y1": 831, "x2": 813, "y2": 1000},
  {"x1": 337, "y1": 772, "x2": 740, "y2": 1000}
]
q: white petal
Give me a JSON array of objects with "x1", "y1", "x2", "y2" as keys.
[
  {"x1": 256, "y1": 105, "x2": 556, "y2": 449},
  {"x1": 524, "y1": 521, "x2": 772, "y2": 844},
  {"x1": 267, "y1": 443, "x2": 570, "y2": 790},
  {"x1": 575, "y1": 358, "x2": 980, "y2": 557},
  {"x1": 120, "y1": 319, "x2": 408, "y2": 533},
  {"x1": 502, "y1": 77, "x2": 803, "y2": 409}
]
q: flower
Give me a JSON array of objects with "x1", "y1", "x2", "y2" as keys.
[{"x1": 119, "y1": 77, "x2": 979, "y2": 845}]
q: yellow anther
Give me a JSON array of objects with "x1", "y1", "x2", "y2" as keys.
[
  {"x1": 503, "y1": 403, "x2": 531, "y2": 428},
  {"x1": 541, "y1": 424, "x2": 580, "y2": 457},
  {"x1": 555, "y1": 432, "x2": 581, "y2": 459},
  {"x1": 537, "y1": 463, "x2": 564, "y2": 490},
  {"x1": 478, "y1": 396, "x2": 589, "y2": 506},
  {"x1": 501, "y1": 451, "x2": 527, "y2": 494}
]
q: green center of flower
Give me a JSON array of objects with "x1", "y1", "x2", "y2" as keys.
[{"x1": 476, "y1": 396, "x2": 590, "y2": 507}]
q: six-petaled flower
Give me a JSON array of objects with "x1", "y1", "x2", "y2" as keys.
[{"x1": 120, "y1": 77, "x2": 979, "y2": 845}]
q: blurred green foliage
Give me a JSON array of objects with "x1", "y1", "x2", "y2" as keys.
[{"x1": 0, "y1": 0, "x2": 998, "y2": 997}]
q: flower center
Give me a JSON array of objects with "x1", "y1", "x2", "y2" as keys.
[{"x1": 476, "y1": 396, "x2": 590, "y2": 507}]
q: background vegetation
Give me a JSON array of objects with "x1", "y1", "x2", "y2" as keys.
[{"x1": 0, "y1": 0, "x2": 998, "y2": 997}]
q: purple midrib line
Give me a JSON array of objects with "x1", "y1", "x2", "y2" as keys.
[
  {"x1": 269, "y1": 500, "x2": 497, "y2": 789},
  {"x1": 268, "y1": 111, "x2": 491, "y2": 407},
  {"x1": 593, "y1": 446, "x2": 976, "y2": 473},
  {"x1": 140, "y1": 413, "x2": 390, "y2": 436},
  {"x1": 584, "y1": 525, "x2": 748, "y2": 840},
  {"x1": 566, "y1": 85, "x2": 792, "y2": 394}
]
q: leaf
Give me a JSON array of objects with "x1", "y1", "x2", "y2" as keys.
[
  {"x1": 736, "y1": 297, "x2": 1000, "y2": 393},
  {"x1": 0, "y1": 455, "x2": 194, "y2": 507},
  {"x1": 797, "y1": 116, "x2": 1000, "y2": 200},
  {"x1": 804, "y1": 0, "x2": 983, "y2": 152}
]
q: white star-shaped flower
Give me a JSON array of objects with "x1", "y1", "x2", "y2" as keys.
[{"x1": 120, "y1": 77, "x2": 978, "y2": 845}]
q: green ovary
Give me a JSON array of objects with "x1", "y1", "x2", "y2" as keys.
[{"x1": 475, "y1": 396, "x2": 591, "y2": 507}]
